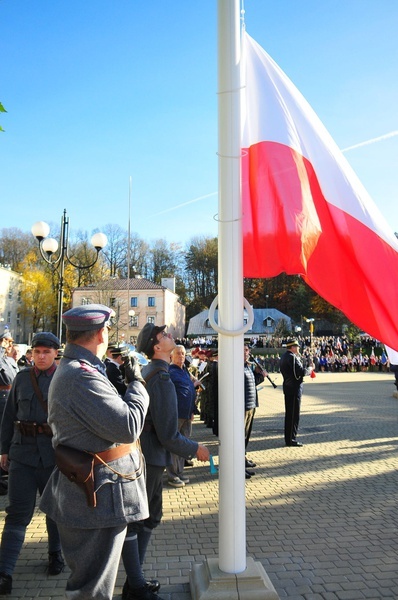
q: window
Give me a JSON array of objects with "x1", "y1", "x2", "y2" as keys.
[
  {"x1": 131, "y1": 297, "x2": 138, "y2": 308},
  {"x1": 8, "y1": 290, "x2": 12, "y2": 300},
  {"x1": 16, "y1": 313, "x2": 21, "y2": 326},
  {"x1": 81, "y1": 297, "x2": 91, "y2": 305},
  {"x1": 109, "y1": 297, "x2": 117, "y2": 307},
  {"x1": 148, "y1": 297, "x2": 155, "y2": 307},
  {"x1": 130, "y1": 315, "x2": 138, "y2": 327},
  {"x1": 147, "y1": 316, "x2": 155, "y2": 325},
  {"x1": 17, "y1": 291, "x2": 21, "y2": 302},
  {"x1": 7, "y1": 312, "x2": 11, "y2": 323}
]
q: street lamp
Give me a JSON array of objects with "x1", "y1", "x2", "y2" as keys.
[{"x1": 31, "y1": 209, "x2": 107, "y2": 341}]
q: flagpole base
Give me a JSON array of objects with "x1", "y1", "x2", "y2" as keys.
[{"x1": 189, "y1": 556, "x2": 280, "y2": 600}]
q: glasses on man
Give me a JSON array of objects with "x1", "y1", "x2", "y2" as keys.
[{"x1": 159, "y1": 331, "x2": 168, "y2": 338}]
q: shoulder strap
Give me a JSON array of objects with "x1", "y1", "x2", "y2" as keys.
[
  {"x1": 143, "y1": 367, "x2": 169, "y2": 385},
  {"x1": 29, "y1": 367, "x2": 48, "y2": 414}
]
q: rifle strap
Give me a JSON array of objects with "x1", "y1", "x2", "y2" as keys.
[{"x1": 29, "y1": 367, "x2": 48, "y2": 415}]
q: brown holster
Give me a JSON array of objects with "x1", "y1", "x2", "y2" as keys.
[
  {"x1": 14, "y1": 420, "x2": 53, "y2": 437},
  {"x1": 55, "y1": 443, "x2": 136, "y2": 508}
]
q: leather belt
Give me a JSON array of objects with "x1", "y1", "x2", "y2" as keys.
[
  {"x1": 93, "y1": 442, "x2": 136, "y2": 466},
  {"x1": 0, "y1": 385, "x2": 12, "y2": 391},
  {"x1": 14, "y1": 421, "x2": 53, "y2": 437}
]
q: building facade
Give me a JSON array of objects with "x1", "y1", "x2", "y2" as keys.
[
  {"x1": 72, "y1": 277, "x2": 185, "y2": 345},
  {"x1": 0, "y1": 266, "x2": 27, "y2": 343}
]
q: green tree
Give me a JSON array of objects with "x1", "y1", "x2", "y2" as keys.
[
  {"x1": 184, "y1": 236, "x2": 218, "y2": 311},
  {"x1": 0, "y1": 102, "x2": 6, "y2": 132}
]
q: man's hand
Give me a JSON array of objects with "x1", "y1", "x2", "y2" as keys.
[
  {"x1": 0, "y1": 454, "x2": 9, "y2": 472},
  {"x1": 196, "y1": 444, "x2": 210, "y2": 462},
  {"x1": 123, "y1": 355, "x2": 145, "y2": 385}
]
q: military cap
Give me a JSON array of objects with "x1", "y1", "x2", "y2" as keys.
[
  {"x1": 31, "y1": 332, "x2": 61, "y2": 349},
  {"x1": 62, "y1": 304, "x2": 114, "y2": 332},
  {"x1": 286, "y1": 338, "x2": 300, "y2": 348},
  {"x1": 0, "y1": 329, "x2": 13, "y2": 341},
  {"x1": 108, "y1": 344, "x2": 126, "y2": 357},
  {"x1": 136, "y1": 323, "x2": 166, "y2": 356}
]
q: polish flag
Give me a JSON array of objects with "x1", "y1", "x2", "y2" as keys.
[{"x1": 242, "y1": 32, "x2": 398, "y2": 351}]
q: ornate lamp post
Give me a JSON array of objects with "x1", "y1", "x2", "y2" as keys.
[{"x1": 31, "y1": 209, "x2": 107, "y2": 341}]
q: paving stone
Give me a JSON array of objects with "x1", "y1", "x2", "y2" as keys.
[{"x1": 1, "y1": 372, "x2": 397, "y2": 598}]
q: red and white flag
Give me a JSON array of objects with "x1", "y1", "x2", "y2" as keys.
[{"x1": 242, "y1": 32, "x2": 398, "y2": 351}]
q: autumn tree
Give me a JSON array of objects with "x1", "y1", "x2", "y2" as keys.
[{"x1": 19, "y1": 251, "x2": 57, "y2": 333}]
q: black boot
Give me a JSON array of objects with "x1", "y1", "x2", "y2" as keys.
[
  {"x1": 126, "y1": 583, "x2": 164, "y2": 599},
  {"x1": 48, "y1": 551, "x2": 65, "y2": 576},
  {"x1": 0, "y1": 573, "x2": 12, "y2": 595},
  {"x1": 122, "y1": 578, "x2": 161, "y2": 600}
]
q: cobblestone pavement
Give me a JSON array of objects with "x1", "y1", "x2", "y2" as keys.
[{"x1": 0, "y1": 371, "x2": 397, "y2": 599}]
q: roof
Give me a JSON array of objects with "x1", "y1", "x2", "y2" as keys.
[
  {"x1": 74, "y1": 278, "x2": 165, "y2": 292},
  {"x1": 187, "y1": 308, "x2": 292, "y2": 336}
]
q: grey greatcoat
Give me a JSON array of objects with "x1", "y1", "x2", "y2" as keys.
[
  {"x1": 140, "y1": 358, "x2": 198, "y2": 467},
  {"x1": 40, "y1": 343, "x2": 150, "y2": 529}
]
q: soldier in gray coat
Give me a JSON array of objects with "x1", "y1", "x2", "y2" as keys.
[
  {"x1": 0, "y1": 332, "x2": 64, "y2": 596},
  {"x1": 121, "y1": 323, "x2": 210, "y2": 600},
  {"x1": 39, "y1": 305, "x2": 150, "y2": 600}
]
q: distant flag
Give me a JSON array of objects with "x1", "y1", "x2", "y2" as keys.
[{"x1": 241, "y1": 32, "x2": 398, "y2": 351}]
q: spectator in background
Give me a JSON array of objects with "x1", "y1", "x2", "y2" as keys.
[{"x1": 166, "y1": 345, "x2": 199, "y2": 486}]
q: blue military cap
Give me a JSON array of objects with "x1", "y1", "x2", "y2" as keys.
[
  {"x1": 62, "y1": 304, "x2": 114, "y2": 332},
  {"x1": 31, "y1": 332, "x2": 61, "y2": 349}
]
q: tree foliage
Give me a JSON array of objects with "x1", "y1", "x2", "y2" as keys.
[{"x1": 1, "y1": 225, "x2": 353, "y2": 334}]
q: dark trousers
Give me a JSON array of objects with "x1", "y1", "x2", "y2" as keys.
[
  {"x1": 125, "y1": 464, "x2": 164, "y2": 569},
  {"x1": 0, "y1": 460, "x2": 61, "y2": 575},
  {"x1": 284, "y1": 385, "x2": 302, "y2": 444}
]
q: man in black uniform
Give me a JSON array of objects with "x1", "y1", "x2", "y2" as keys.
[
  {"x1": 0, "y1": 332, "x2": 64, "y2": 595},
  {"x1": 279, "y1": 339, "x2": 311, "y2": 447},
  {"x1": 105, "y1": 345, "x2": 127, "y2": 395}
]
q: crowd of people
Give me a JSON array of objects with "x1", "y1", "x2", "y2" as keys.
[{"x1": 0, "y1": 317, "x2": 395, "y2": 599}]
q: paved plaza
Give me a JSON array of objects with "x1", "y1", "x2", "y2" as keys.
[{"x1": 0, "y1": 370, "x2": 397, "y2": 599}]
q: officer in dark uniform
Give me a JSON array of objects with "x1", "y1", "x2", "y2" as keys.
[
  {"x1": 0, "y1": 330, "x2": 16, "y2": 418},
  {"x1": 105, "y1": 344, "x2": 127, "y2": 395},
  {"x1": 0, "y1": 329, "x2": 17, "y2": 495},
  {"x1": 0, "y1": 332, "x2": 64, "y2": 596},
  {"x1": 279, "y1": 338, "x2": 312, "y2": 447}
]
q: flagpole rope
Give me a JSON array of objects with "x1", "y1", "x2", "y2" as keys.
[
  {"x1": 240, "y1": 0, "x2": 246, "y2": 30},
  {"x1": 213, "y1": 214, "x2": 241, "y2": 223},
  {"x1": 217, "y1": 85, "x2": 245, "y2": 95}
]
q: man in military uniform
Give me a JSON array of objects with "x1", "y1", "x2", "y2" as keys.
[
  {"x1": 121, "y1": 323, "x2": 210, "y2": 600},
  {"x1": 39, "y1": 305, "x2": 150, "y2": 600},
  {"x1": 105, "y1": 344, "x2": 127, "y2": 396},
  {"x1": 0, "y1": 330, "x2": 16, "y2": 418},
  {"x1": 0, "y1": 332, "x2": 64, "y2": 596},
  {"x1": 280, "y1": 339, "x2": 312, "y2": 447}
]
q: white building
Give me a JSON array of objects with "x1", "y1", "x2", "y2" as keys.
[
  {"x1": 0, "y1": 265, "x2": 27, "y2": 343},
  {"x1": 72, "y1": 277, "x2": 185, "y2": 344}
]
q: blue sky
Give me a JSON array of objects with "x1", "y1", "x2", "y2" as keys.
[{"x1": 1, "y1": 1, "x2": 398, "y2": 247}]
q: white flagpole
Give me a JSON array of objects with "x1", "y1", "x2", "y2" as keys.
[
  {"x1": 217, "y1": 0, "x2": 246, "y2": 574},
  {"x1": 190, "y1": 4, "x2": 279, "y2": 596}
]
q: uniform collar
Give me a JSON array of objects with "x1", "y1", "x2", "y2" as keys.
[{"x1": 34, "y1": 363, "x2": 57, "y2": 377}]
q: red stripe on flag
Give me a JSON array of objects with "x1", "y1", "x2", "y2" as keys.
[{"x1": 243, "y1": 140, "x2": 398, "y2": 348}]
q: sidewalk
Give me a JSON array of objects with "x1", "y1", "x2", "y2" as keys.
[{"x1": 1, "y1": 371, "x2": 397, "y2": 599}]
